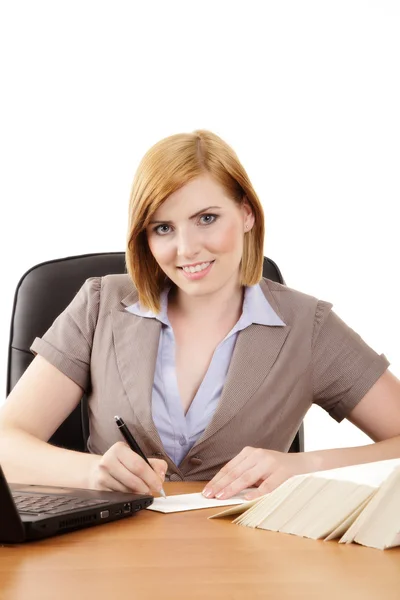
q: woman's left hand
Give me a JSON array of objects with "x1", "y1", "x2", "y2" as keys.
[{"x1": 202, "y1": 447, "x2": 317, "y2": 501}]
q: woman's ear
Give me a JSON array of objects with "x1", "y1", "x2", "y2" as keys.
[{"x1": 241, "y1": 197, "x2": 255, "y2": 232}]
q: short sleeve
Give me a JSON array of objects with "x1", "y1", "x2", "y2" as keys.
[
  {"x1": 311, "y1": 301, "x2": 390, "y2": 422},
  {"x1": 30, "y1": 277, "x2": 101, "y2": 392}
]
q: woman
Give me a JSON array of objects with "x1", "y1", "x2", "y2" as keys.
[{"x1": 0, "y1": 130, "x2": 399, "y2": 502}]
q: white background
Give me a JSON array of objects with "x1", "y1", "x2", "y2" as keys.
[{"x1": 0, "y1": 1, "x2": 399, "y2": 452}]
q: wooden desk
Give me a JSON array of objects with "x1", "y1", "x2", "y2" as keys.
[{"x1": 1, "y1": 482, "x2": 399, "y2": 600}]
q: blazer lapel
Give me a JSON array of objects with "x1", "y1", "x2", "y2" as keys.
[
  {"x1": 188, "y1": 279, "x2": 291, "y2": 451},
  {"x1": 189, "y1": 323, "x2": 291, "y2": 450},
  {"x1": 111, "y1": 304, "x2": 164, "y2": 453}
]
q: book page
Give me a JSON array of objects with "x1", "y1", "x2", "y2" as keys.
[
  {"x1": 324, "y1": 494, "x2": 374, "y2": 541},
  {"x1": 209, "y1": 497, "x2": 261, "y2": 519},
  {"x1": 350, "y1": 470, "x2": 400, "y2": 549},
  {"x1": 236, "y1": 476, "x2": 306, "y2": 528},
  {"x1": 339, "y1": 470, "x2": 400, "y2": 545},
  {"x1": 147, "y1": 491, "x2": 249, "y2": 513},
  {"x1": 310, "y1": 458, "x2": 400, "y2": 486}
]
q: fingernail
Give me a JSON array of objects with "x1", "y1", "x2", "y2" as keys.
[
  {"x1": 202, "y1": 488, "x2": 212, "y2": 498},
  {"x1": 215, "y1": 491, "x2": 224, "y2": 499}
]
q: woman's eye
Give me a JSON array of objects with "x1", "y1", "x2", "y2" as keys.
[
  {"x1": 154, "y1": 224, "x2": 171, "y2": 235},
  {"x1": 199, "y1": 214, "x2": 218, "y2": 225}
]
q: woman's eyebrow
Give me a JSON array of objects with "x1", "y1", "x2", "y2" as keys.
[{"x1": 149, "y1": 205, "x2": 221, "y2": 225}]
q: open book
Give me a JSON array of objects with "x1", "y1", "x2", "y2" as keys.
[{"x1": 210, "y1": 458, "x2": 400, "y2": 550}]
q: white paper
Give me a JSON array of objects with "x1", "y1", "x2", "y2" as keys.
[{"x1": 147, "y1": 491, "x2": 248, "y2": 513}]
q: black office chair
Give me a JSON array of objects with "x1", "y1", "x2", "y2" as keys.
[{"x1": 6, "y1": 252, "x2": 304, "y2": 454}]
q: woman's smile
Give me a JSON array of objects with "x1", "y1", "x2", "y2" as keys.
[{"x1": 178, "y1": 260, "x2": 215, "y2": 280}]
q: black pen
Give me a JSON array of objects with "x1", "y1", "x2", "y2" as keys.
[{"x1": 114, "y1": 415, "x2": 167, "y2": 498}]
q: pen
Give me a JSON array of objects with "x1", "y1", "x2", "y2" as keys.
[{"x1": 114, "y1": 415, "x2": 167, "y2": 499}]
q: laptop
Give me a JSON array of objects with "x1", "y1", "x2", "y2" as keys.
[{"x1": 0, "y1": 465, "x2": 153, "y2": 543}]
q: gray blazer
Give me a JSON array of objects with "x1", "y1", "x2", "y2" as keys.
[{"x1": 31, "y1": 275, "x2": 389, "y2": 481}]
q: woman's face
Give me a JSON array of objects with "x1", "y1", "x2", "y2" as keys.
[{"x1": 146, "y1": 173, "x2": 254, "y2": 300}]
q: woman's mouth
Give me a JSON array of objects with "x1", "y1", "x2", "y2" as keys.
[{"x1": 178, "y1": 260, "x2": 215, "y2": 280}]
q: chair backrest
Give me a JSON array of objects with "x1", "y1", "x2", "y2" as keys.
[{"x1": 6, "y1": 252, "x2": 304, "y2": 453}]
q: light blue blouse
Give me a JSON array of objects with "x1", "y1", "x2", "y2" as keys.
[{"x1": 125, "y1": 284, "x2": 285, "y2": 466}]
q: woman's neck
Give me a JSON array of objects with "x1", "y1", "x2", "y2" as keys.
[{"x1": 168, "y1": 281, "x2": 245, "y2": 325}]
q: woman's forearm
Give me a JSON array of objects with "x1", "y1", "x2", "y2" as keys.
[
  {"x1": 0, "y1": 427, "x2": 100, "y2": 489},
  {"x1": 305, "y1": 435, "x2": 400, "y2": 473}
]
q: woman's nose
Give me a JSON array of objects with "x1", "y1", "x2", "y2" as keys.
[{"x1": 175, "y1": 228, "x2": 201, "y2": 260}]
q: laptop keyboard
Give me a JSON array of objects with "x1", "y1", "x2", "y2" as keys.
[{"x1": 12, "y1": 492, "x2": 109, "y2": 515}]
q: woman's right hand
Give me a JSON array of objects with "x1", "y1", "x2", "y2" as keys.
[{"x1": 88, "y1": 441, "x2": 167, "y2": 496}]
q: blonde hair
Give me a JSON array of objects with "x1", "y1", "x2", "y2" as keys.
[{"x1": 126, "y1": 129, "x2": 265, "y2": 313}]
